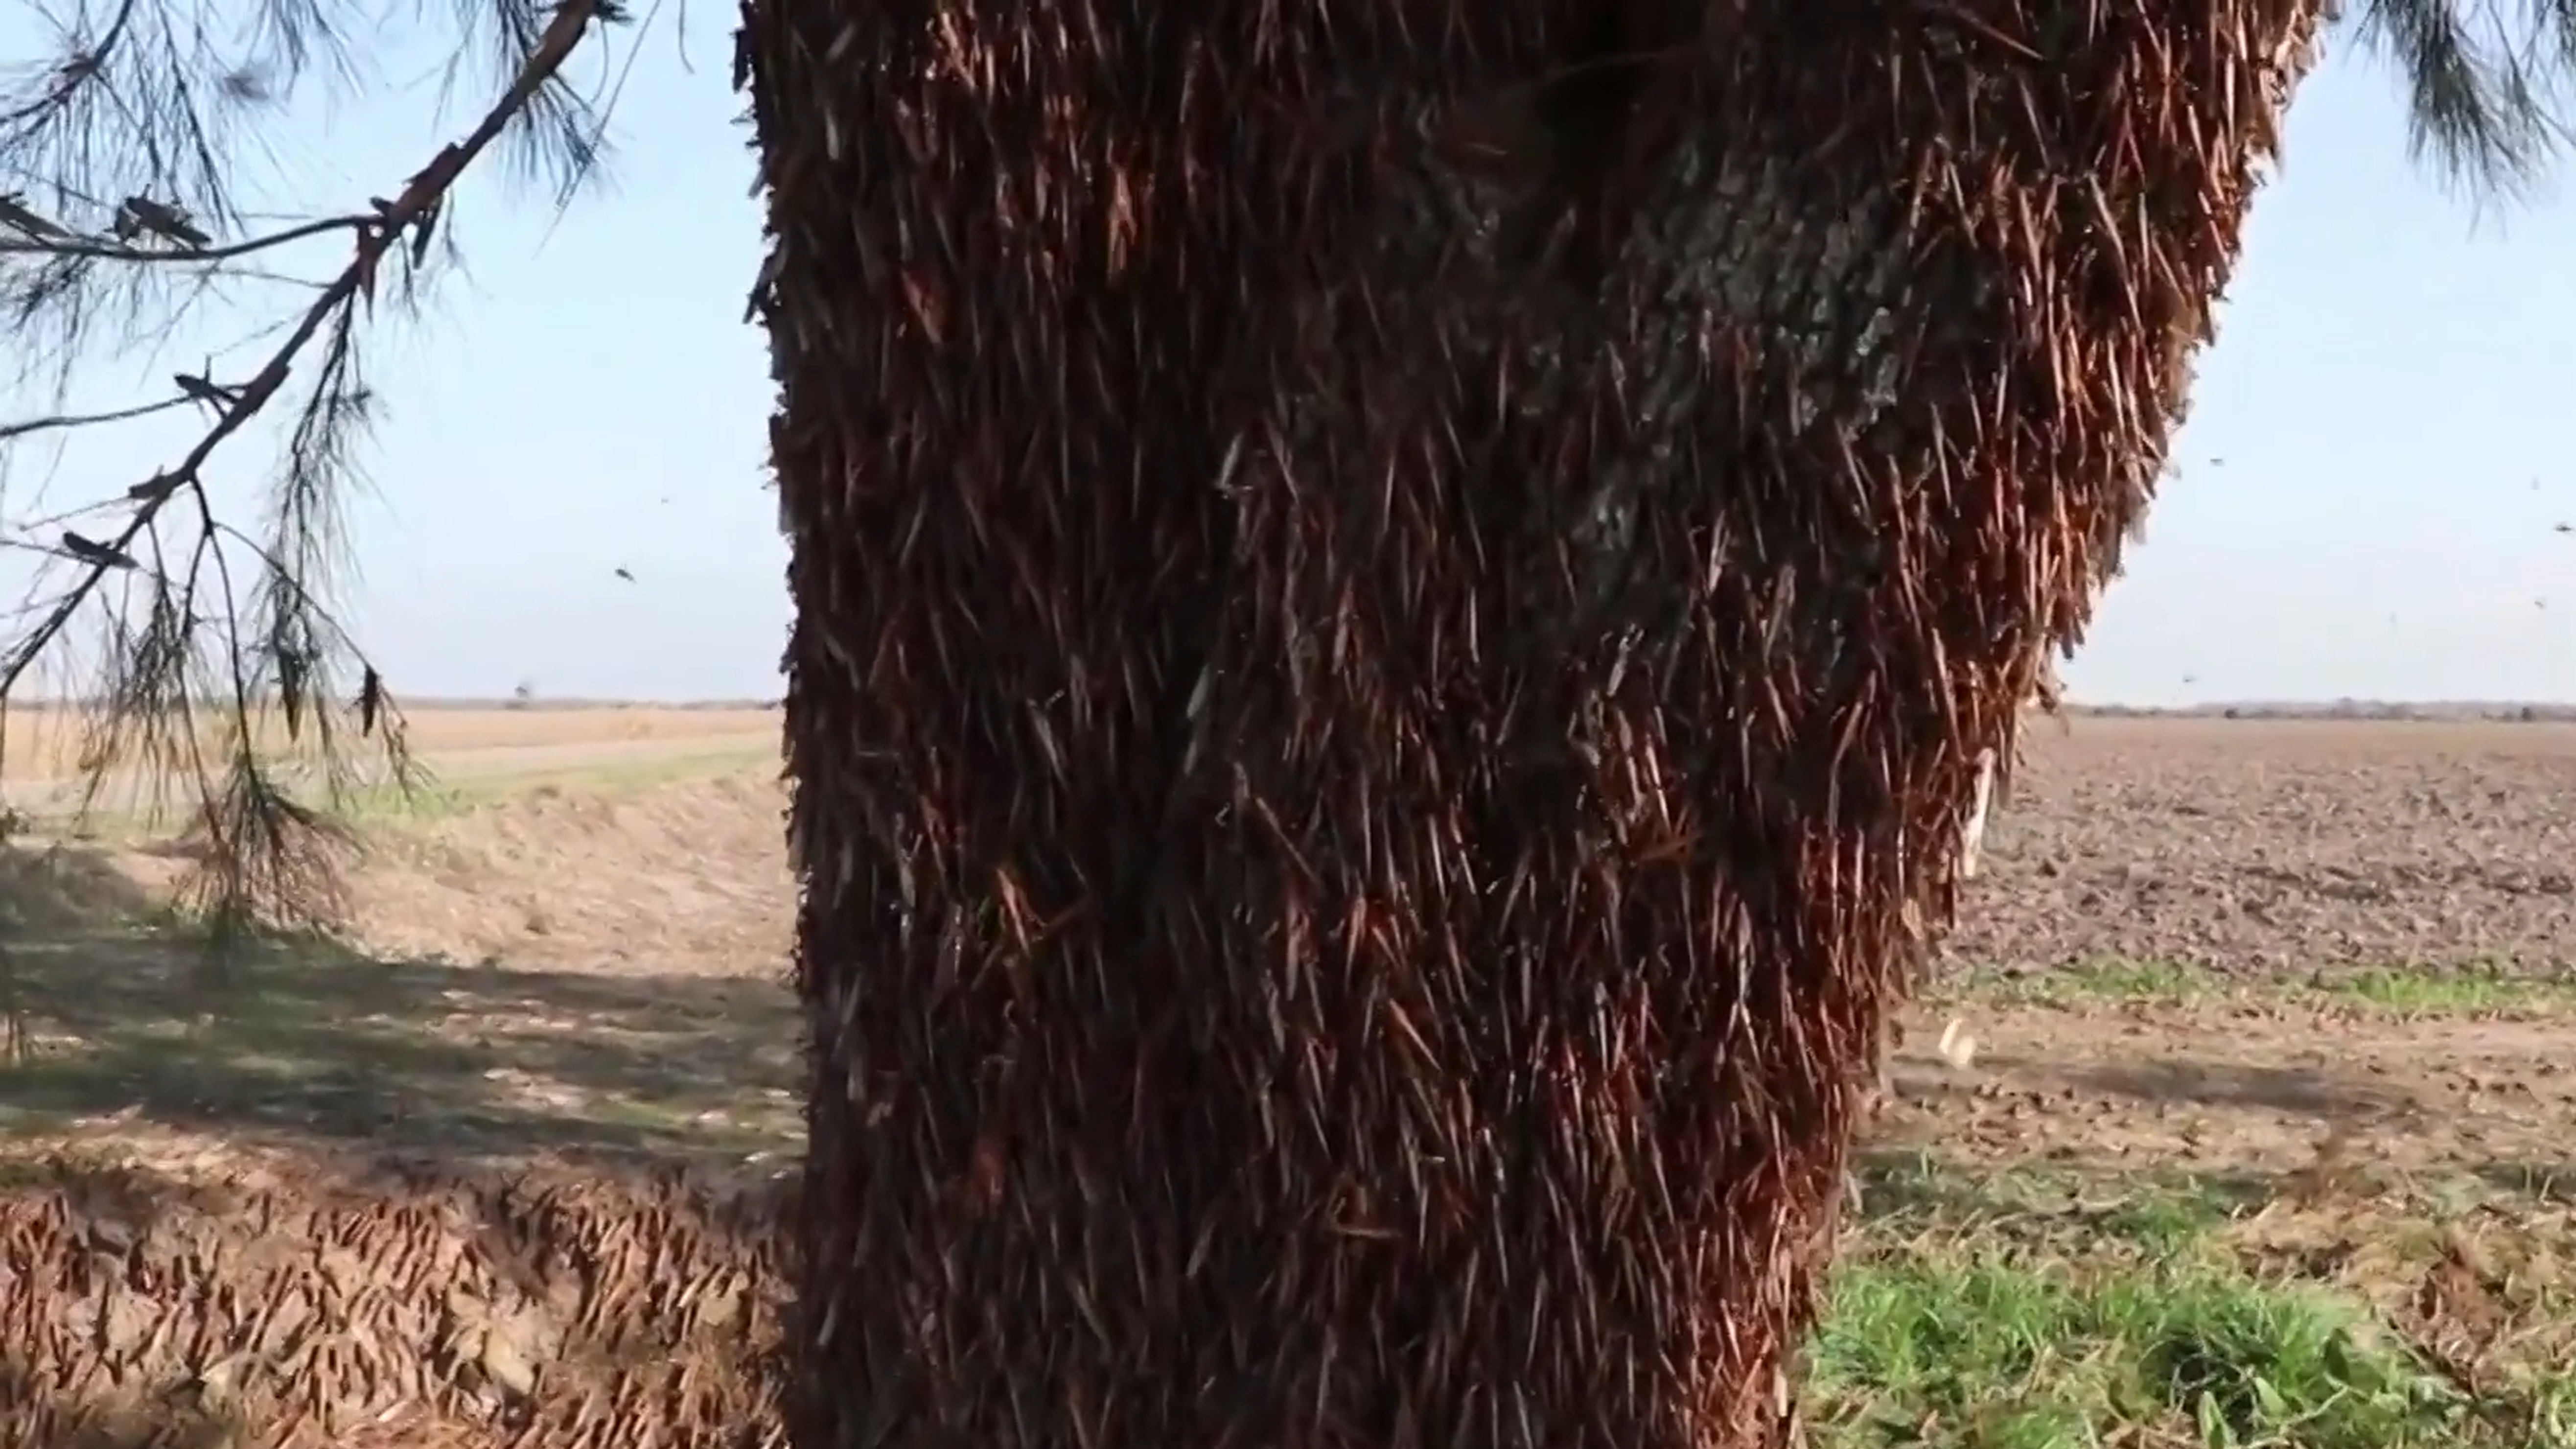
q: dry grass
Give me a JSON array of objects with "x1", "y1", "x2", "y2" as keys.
[
  {"x1": 0, "y1": 701, "x2": 776, "y2": 772},
  {"x1": 0, "y1": 702, "x2": 780, "y2": 827}
]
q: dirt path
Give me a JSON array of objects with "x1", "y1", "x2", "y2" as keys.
[{"x1": 1879, "y1": 995, "x2": 2576, "y2": 1192}]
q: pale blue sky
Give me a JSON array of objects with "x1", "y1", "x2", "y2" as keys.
[{"x1": 3, "y1": 20, "x2": 2571, "y2": 705}]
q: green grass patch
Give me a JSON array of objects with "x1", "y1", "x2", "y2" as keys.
[
  {"x1": 1946, "y1": 958, "x2": 2576, "y2": 1017},
  {"x1": 1811, "y1": 1159, "x2": 2576, "y2": 1447},
  {"x1": 1854, "y1": 1153, "x2": 2256, "y2": 1262},
  {"x1": 321, "y1": 745, "x2": 772, "y2": 823},
  {"x1": 1811, "y1": 1256, "x2": 2470, "y2": 1448}
]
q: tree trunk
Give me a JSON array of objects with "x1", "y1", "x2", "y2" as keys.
[{"x1": 736, "y1": 5, "x2": 2323, "y2": 1449}]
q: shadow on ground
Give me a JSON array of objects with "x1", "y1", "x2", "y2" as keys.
[
  {"x1": 0, "y1": 842, "x2": 803, "y2": 1172},
  {"x1": 2033, "y1": 1056, "x2": 2424, "y2": 1122}
]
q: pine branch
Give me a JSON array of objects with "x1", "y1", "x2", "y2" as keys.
[
  {"x1": 0, "y1": 206, "x2": 375, "y2": 264},
  {"x1": 0, "y1": 0, "x2": 619, "y2": 939}
]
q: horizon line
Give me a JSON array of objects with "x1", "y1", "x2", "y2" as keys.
[{"x1": 2, "y1": 696, "x2": 2575, "y2": 721}]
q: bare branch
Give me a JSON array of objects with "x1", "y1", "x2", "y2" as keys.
[
  {"x1": 0, "y1": 394, "x2": 193, "y2": 443},
  {"x1": 0, "y1": 205, "x2": 372, "y2": 264}
]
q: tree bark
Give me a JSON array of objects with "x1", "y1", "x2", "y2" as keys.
[{"x1": 736, "y1": 5, "x2": 2324, "y2": 1449}]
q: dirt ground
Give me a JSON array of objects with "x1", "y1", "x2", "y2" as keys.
[
  {"x1": 1885, "y1": 715, "x2": 2576, "y2": 1195},
  {"x1": 4, "y1": 710, "x2": 2574, "y2": 1201},
  {"x1": 1948, "y1": 715, "x2": 2576, "y2": 975}
]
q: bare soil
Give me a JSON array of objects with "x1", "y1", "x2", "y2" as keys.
[
  {"x1": 6, "y1": 710, "x2": 2576, "y2": 1204},
  {"x1": 1868, "y1": 715, "x2": 2576, "y2": 1203},
  {"x1": 1948, "y1": 716, "x2": 2576, "y2": 975},
  {"x1": 0, "y1": 711, "x2": 797, "y2": 1183}
]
